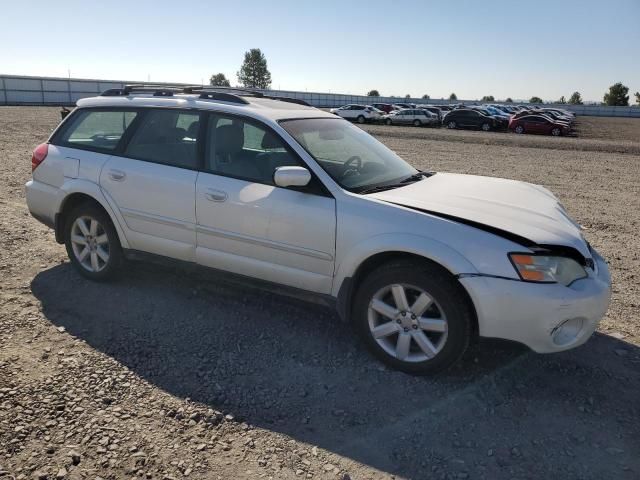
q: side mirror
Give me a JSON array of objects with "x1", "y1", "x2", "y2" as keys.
[{"x1": 273, "y1": 166, "x2": 311, "y2": 188}]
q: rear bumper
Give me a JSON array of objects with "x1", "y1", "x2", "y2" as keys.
[
  {"x1": 26, "y1": 179, "x2": 61, "y2": 230},
  {"x1": 460, "y1": 249, "x2": 611, "y2": 353}
]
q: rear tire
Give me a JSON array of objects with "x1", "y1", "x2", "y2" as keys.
[
  {"x1": 413, "y1": 119, "x2": 421, "y2": 127},
  {"x1": 65, "y1": 204, "x2": 122, "y2": 281},
  {"x1": 385, "y1": 118, "x2": 392, "y2": 126},
  {"x1": 353, "y1": 260, "x2": 473, "y2": 375},
  {"x1": 551, "y1": 127, "x2": 562, "y2": 136},
  {"x1": 514, "y1": 125, "x2": 525, "y2": 134},
  {"x1": 447, "y1": 121, "x2": 457, "y2": 129},
  {"x1": 357, "y1": 115, "x2": 366, "y2": 124},
  {"x1": 481, "y1": 122, "x2": 491, "y2": 132}
]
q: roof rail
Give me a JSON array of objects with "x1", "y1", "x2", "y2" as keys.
[
  {"x1": 261, "y1": 95, "x2": 311, "y2": 107},
  {"x1": 99, "y1": 84, "x2": 311, "y2": 107}
]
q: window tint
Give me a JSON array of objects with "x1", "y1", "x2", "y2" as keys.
[
  {"x1": 124, "y1": 110, "x2": 200, "y2": 169},
  {"x1": 60, "y1": 110, "x2": 137, "y2": 152},
  {"x1": 205, "y1": 114, "x2": 299, "y2": 184}
]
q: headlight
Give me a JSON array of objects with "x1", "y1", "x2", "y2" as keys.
[{"x1": 509, "y1": 254, "x2": 588, "y2": 286}]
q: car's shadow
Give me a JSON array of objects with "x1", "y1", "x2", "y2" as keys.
[{"x1": 31, "y1": 261, "x2": 640, "y2": 479}]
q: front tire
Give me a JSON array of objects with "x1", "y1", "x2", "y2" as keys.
[
  {"x1": 447, "y1": 120, "x2": 457, "y2": 129},
  {"x1": 413, "y1": 119, "x2": 422, "y2": 127},
  {"x1": 385, "y1": 118, "x2": 392, "y2": 126},
  {"x1": 353, "y1": 261, "x2": 473, "y2": 374},
  {"x1": 514, "y1": 125, "x2": 525, "y2": 134},
  {"x1": 65, "y1": 204, "x2": 122, "y2": 281},
  {"x1": 357, "y1": 115, "x2": 366, "y2": 124},
  {"x1": 551, "y1": 127, "x2": 562, "y2": 136}
]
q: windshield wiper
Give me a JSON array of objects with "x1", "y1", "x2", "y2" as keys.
[
  {"x1": 356, "y1": 173, "x2": 427, "y2": 195},
  {"x1": 400, "y1": 172, "x2": 427, "y2": 183},
  {"x1": 354, "y1": 171, "x2": 434, "y2": 195}
]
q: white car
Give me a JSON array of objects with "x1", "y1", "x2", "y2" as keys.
[
  {"x1": 383, "y1": 108, "x2": 440, "y2": 127},
  {"x1": 329, "y1": 104, "x2": 382, "y2": 123},
  {"x1": 26, "y1": 85, "x2": 611, "y2": 374}
]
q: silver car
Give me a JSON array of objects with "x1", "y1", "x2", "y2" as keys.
[{"x1": 383, "y1": 108, "x2": 439, "y2": 127}]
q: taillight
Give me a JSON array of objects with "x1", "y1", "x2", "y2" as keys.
[{"x1": 31, "y1": 143, "x2": 48, "y2": 172}]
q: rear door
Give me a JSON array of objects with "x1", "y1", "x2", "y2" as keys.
[
  {"x1": 525, "y1": 116, "x2": 544, "y2": 133},
  {"x1": 340, "y1": 106, "x2": 356, "y2": 119},
  {"x1": 99, "y1": 108, "x2": 202, "y2": 261}
]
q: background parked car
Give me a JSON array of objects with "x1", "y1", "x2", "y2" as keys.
[
  {"x1": 330, "y1": 104, "x2": 383, "y2": 123},
  {"x1": 509, "y1": 114, "x2": 570, "y2": 136},
  {"x1": 444, "y1": 109, "x2": 502, "y2": 131},
  {"x1": 481, "y1": 105, "x2": 511, "y2": 120},
  {"x1": 371, "y1": 103, "x2": 395, "y2": 114},
  {"x1": 384, "y1": 109, "x2": 439, "y2": 127},
  {"x1": 419, "y1": 106, "x2": 444, "y2": 122},
  {"x1": 469, "y1": 107, "x2": 509, "y2": 128}
]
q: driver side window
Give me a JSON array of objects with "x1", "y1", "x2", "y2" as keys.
[{"x1": 204, "y1": 114, "x2": 300, "y2": 185}]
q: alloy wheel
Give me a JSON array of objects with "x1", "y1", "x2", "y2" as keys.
[
  {"x1": 551, "y1": 127, "x2": 561, "y2": 136},
  {"x1": 448, "y1": 121, "x2": 456, "y2": 129},
  {"x1": 70, "y1": 216, "x2": 110, "y2": 272},
  {"x1": 367, "y1": 283, "x2": 448, "y2": 362}
]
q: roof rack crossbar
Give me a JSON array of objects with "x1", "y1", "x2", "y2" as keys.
[
  {"x1": 183, "y1": 85, "x2": 264, "y2": 97},
  {"x1": 100, "y1": 84, "x2": 184, "y2": 97},
  {"x1": 197, "y1": 92, "x2": 249, "y2": 105}
]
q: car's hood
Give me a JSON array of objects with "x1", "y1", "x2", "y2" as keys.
[{"x1": 368, "y1": 172, "x2": 590, "y2": 258}]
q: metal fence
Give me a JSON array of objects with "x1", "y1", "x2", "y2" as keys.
[{"x1": 2, "y1": 74, "x2": 640, "y2": 118}]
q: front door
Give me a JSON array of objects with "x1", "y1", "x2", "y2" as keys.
[{"x1": 195, "y1": 113, "x2": 336, "y2": 293}]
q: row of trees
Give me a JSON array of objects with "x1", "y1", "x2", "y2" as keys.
[{"x1": 364, "y1": 83, "x2": 639, "y2": 106}]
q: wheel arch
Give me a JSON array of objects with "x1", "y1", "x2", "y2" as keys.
[
  {"x1": 55, "y1": 182, "x2": 129, "y2": 248},
  {"x1": 334, "y1": 238, "x2": 479, "y2": 337}
]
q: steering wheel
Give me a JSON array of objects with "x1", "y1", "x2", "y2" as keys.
[{"x1": 343, "y1": 155, "x2": 363, "y2": 177}]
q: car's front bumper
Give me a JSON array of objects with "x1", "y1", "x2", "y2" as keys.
[{"x1": 459, "y1": 249, "x2": 611, "y2": 353}]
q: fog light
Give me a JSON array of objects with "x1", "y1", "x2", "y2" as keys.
[{"x1": 552, "y1": 318, "x2": 584, "y2": 346}]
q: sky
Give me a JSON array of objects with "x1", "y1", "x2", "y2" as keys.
[{"x1": 2, "y1": 0, "x2": 639, "y2": 103}]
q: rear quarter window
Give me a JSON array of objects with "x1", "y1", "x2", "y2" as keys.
[{"x1": 57, "y1": 110, "x2": 138, "y2": 152}]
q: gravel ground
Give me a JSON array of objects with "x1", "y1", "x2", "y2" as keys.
[{"x1": 1, "y1": 107, "x2": 639, "y2": 480}]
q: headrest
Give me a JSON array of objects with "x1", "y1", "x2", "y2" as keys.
[
  {"x1": 216, "y1": 124, "x2": 244, "y2": 155},
  {"x1": 261, "y1": 132, "x2": 281, "y2": 150},
  {"x1": 187, "y1": 121, "x2": 200, "y2": 138}
]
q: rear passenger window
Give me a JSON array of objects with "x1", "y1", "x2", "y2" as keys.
[
  {"x1": 125, "y1": 110, "x2": 200, "y2": 169},
  {"x1": 60, "y1": 110, "x2": 137, "y2": 152},
  {"x1": 205, "y1": 114, "x2": 299, "y2": 184}
]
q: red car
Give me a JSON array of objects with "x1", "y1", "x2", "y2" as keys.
[
  {"x1": 509, "y1": 114, "x2": 569, "y2": 136},
  {"x1": 371, "y1": 103, "x2": 395, "y2": 114}
]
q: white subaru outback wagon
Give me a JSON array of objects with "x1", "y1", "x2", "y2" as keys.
[{"x1": 26, "y1": 85, "x2": 611, "y2": 374}]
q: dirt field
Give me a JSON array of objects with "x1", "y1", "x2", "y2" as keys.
[{"x1": 1, "y1": 107, "x2": 639, "y2": 480}]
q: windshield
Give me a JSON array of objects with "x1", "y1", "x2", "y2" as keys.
[{"x1": 280, "y1": 117, "x2": 418, "y2": 192}]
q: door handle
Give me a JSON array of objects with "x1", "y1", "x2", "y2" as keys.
[
  {"x1": 108, "y1": 169, "x2": 126, "y2": 181},
  {"x1": 205, "y1": 189, "x2": 227, "y2": 202}
]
